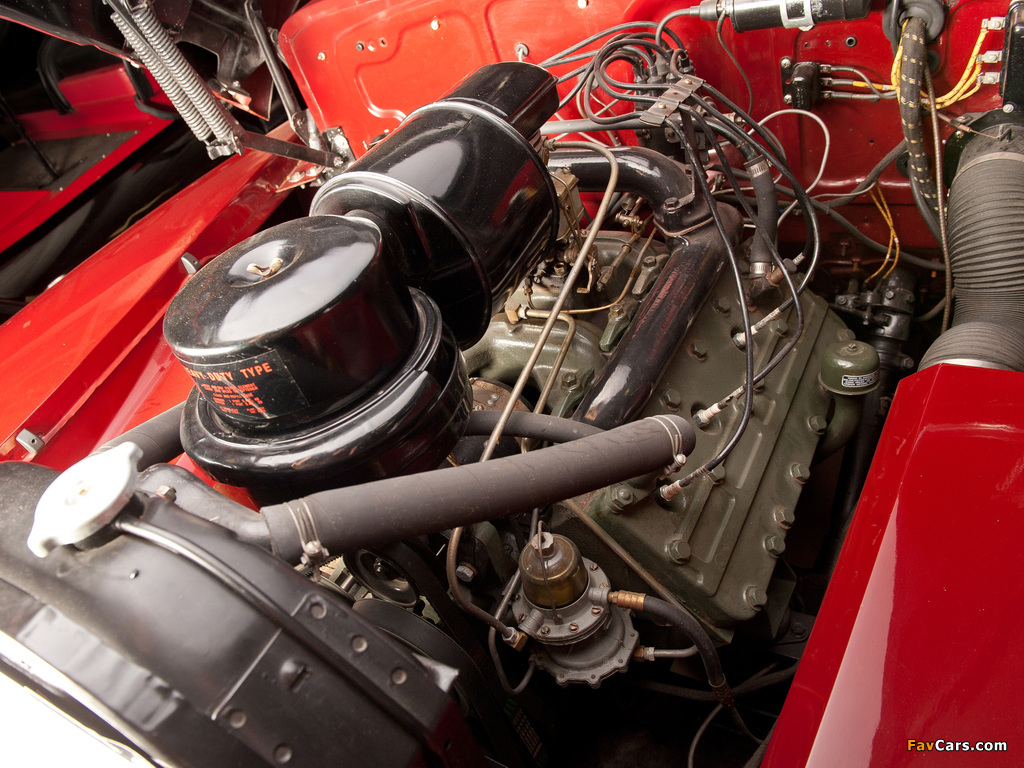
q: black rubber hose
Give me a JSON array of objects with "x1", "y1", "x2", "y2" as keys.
[
  {"x1": 261, "y1": 415, "x2": 695, "y2": 563},
  {"x1": 745, "y1": 153, "x2": 778, "y2": 277},
  {"x1": 920, "y1": 126, "x2": 1024, "y2": 370},
  {"x1": 573, "y1": 205, "x2": 742, "y2": 429},
  {"x1": 897, "y1": 17, "x2": 941, "y2": 241},
  {"x1": 92, "y1": 402, "x2": 185, "y2": 468},
  {"x1": 464, "y1": 410, "x2": 604, "y2": 443},
  {"x1": 632, "y1": 595, "x2": 730, "y2": 703},
  {"x1": 548, "y1": 146, "x2": 706, "y2": 234}
]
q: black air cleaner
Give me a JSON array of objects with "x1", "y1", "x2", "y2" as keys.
[{"x1": 164, "y1": 215, "x2": 470, "y2": 500}]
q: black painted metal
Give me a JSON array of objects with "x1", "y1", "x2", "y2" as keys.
[
  {"x1": 177, "y1": 289, "x2": 470, "y2": 502},
  {"x1": 0, "y1": 462, "x2": 481, "y2": 767},
  {"x1": 572, "y1": 205, "x2": 742, "y2": 429},
  {"x1": 311, "y1": 62, "x2": 560, "y2": 347},
  {"x1": 548, "y1": 146, "x2": 707, "y2": 234},
  {"x1": 165, "y1": 215, "x2": 417, "y2": 428}
]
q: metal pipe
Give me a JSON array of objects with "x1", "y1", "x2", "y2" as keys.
[
  {"x1": 549, "y1": 146, "x2": 702, "y2": 234},
  {"x1": 573, "y1": 205, "x2": 742, "y2": 429}
]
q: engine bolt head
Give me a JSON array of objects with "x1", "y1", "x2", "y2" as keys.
[
  {"x1": 713, "y1": 297, "x2": 730, "y2": 314},
  {"x1": 661, "y1": 388, "x2": 682, "y2": 410},
  {"x1": 668, "y1": 538, "x2": 691, "y2": 563},
  {"x1": 710, "y1": 464, "x2": 727, "y2": 484},
  {"x1": 745, "y1": 585, "x2": 767, "y2": 610},
  {"x1": 455, "y1": 563, "x2": 476, "y2": 583},
  {"x1": 569, "y1": 622, "x2": 579, "y2": 632},
  {"x1": 808, "y1": 415, "x2": 828, "y2": 435},
  {"x1": 773, "y1": 506, "x2": 795, "y2": 529},
  {"x1": 688, "y1": 341, "x2": 708, "y2": 360},
  {"x1": 562, "y1": 372, "x2": 579, "y2": 390},
  {"x1": 591, "y1": 607, "x2": 602, "y2": 616},
  {"x1": 615, "y1": 485, "x2": 634, "y2": 503},
  {"x1": 790, "y1": 463, "x2": 811, "y2": 484},
  {"x1": 540, "y1": 625, "x2": 551, "y2": 636},
  {"x1": 764, "y1": 535, "x2": 785, "y2": 556}
]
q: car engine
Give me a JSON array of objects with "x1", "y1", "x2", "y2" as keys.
[{"x1": 0, "y1": 0, "x2": 1021, "y2": 765}]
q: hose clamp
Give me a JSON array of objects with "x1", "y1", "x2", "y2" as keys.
[{"x1": 284, "y1": 499, "x2": 330, "y2": 581}]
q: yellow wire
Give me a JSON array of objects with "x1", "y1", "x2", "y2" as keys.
[
  {"x1": 880, "y1": 193, "x2": 901, "y2": 279},
  {"x1": 935, "y1": 26, "x2": 988, "y2": 108},
  {"x1": 879, "y1": 23, "x2": 989, "y2": 109},
  {"x1": 864, "y1": 187, "x2": 900, "y2": 284}
]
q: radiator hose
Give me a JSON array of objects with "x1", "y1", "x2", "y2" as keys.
[
  {"x1": 919, "y1": 119, "x2": 1024, "y2": 371},
  {"x1": 262, "y1": 415, "x2": 695, "y2": 562}
]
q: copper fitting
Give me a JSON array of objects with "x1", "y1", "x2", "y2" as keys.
[{"x1": 608, "y1": 590, "x2": 646, "y2": 612}]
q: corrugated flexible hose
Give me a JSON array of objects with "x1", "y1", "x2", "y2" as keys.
[{"x1": 920, "y1": 128, "x2": 1024, "y2": 370}]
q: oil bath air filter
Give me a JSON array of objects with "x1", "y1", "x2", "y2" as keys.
[
  {"x1": 164, "y1": 215, "x2": 470, "y2": 501},
  {"x1": 310, "y1": 62, "x2": 560, "y2": 347}
]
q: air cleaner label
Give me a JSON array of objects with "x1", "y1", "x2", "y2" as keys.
[
  {"x1": 840, "y1": 371, "x2": 879, "y2": 389},
  {"x1": 180, "y1": 349, "x2": 309, "y2": 420}
]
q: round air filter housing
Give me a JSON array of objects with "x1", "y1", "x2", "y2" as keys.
[{"x1": 164, "y1": 215, "x2": 470, "y2": 501}]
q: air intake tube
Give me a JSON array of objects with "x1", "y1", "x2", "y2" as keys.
[{"x1": 920, "y1": 115, "x2": 1024, "y2": 371}]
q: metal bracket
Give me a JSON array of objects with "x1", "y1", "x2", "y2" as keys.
[{"x1": 639, "y1": 75, "x2": 705, "y2": 126}]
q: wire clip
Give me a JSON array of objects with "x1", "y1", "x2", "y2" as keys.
[{"x1": 640, "y1": 76, "x2": 705, "y2": 125}]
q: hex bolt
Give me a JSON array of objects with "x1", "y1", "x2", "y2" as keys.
[
  {"x1": 661, "y1": 388, "x2": 682, "y2": 410},
  {"x1": 764, "y1": 535, "x2": 785, "y2": 556},
  {"x1": 808, "y1": 415, "x2": 828, "y2": 435},
  {"x1": 569, "y1": 622, "x2": 579, "y2": 633},
  {"x1": 745, "y1": 585, "x2": 767, "y2": 610},
  {"x1": 668, "y1": 538, "x2": 691, "y2": 563},
  {"x1": 710, "y1": 464, "x2": 727, "y2": 484},
  {"x1": 562, "y1": 372, "x2": 579, "y2": 390},
  {"x1": 455, "y1": 563, "x2": 477, "y2": 583},
  {"x1": 790, "y1": 463, "x2": 811, "y2": 484},
  {"x1": 791, "y1": 621, "x2": 808, "y2": 640},
  {"x1": 713, "y1": 297, "x2": 730, "y2": 314},
  {"x1": 773, "y1": 319, "x2": 789, "y2": 337},
  {"x1": 612, "y1": 485, "x2": 634, "y2": 509},
  {"x1": 642, "y1": 255, "x2": 658, "y2": 267},
  {"x1": 608, "y1": 303, "x2": 625, "y2": 319},
  {"x1": 688, "y1": 341, "x2": 708, "y2": 360},
  {"x1": 773, "y1": 506, "x2": 795, "y2": 529}
]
